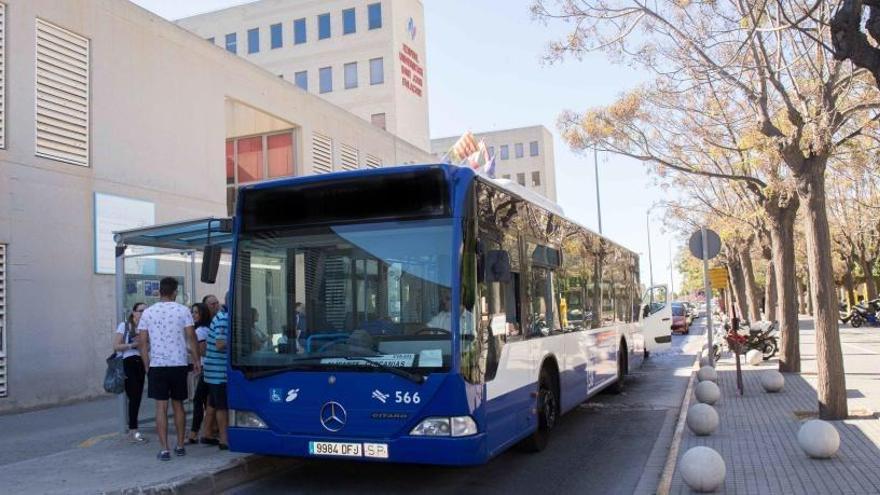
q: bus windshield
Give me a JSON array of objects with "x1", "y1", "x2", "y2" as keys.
[{"x1": 231, "y1": 218, "x2": 455, "y2": 377}]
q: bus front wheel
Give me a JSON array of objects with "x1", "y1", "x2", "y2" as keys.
[{"x1": 523, "y1": 371, "x2": 558, "y2": 452}]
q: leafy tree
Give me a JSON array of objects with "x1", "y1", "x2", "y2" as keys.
[{"x1": 533, "y1": 0, "x2": 880, "y2": 418}]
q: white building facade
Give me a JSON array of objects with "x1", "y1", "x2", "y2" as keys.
[
  {"x1": 0, "y1": 0, "x2": 431, "y2": 412},
  {"x1": 431, "y1": 126, "x2": 558, "y2": 201},
  {"x1": 178, "y1": 0, "x2": 430, "y2": 151}
]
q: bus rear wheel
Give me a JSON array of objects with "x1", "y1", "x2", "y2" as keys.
[
  {"x1": 608, "y1": 342, "x2": 627, "y2": 394},
  {"x1": 523, "y1": 371, "x2": 558, "y2": 452}
]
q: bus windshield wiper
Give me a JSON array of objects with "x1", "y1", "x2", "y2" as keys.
[
  {"x1": 244, "y1": 363, "x2": 314, "y2": 380},
  {"x1": 333, "y1": 355, "x2": 426, "y2": 384}
]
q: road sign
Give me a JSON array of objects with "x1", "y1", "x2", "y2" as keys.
[
  {"x1": 688, "y1": 229, "x2": 721, "y2": 259},
  {"x1": 708, "y1": 267, "x2": 728, "y2": 289}
]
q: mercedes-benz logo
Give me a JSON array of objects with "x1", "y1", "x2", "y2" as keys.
[{"x1": 320, "y1": 401, "x2": 347, "y2": 432}]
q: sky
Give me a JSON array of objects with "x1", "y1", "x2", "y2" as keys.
[{"x1": 132, "y1": 0, "x2": 686, "y2": 293}]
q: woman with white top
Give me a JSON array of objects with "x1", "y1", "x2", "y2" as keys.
[
  {"x1": 112, "y1": 302, "x2": 148, "y2": 443},
  {"x1": 187, "y1": 302, "x2": 212, "y2": 444}
]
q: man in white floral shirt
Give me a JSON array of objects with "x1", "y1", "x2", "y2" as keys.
[{"x1": 138, "y1": 277, "x2": 200, "y2": 461}]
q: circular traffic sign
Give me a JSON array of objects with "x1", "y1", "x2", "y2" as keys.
[{"x1": 689, "y1": 229, "x2": 721, "y2": 260}]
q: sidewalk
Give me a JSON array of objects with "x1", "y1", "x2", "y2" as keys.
[
  {"x1": 668, "y1": 318, "x2": 880, "y2": 494},
  {"x1": 0, "y1": 396, "x2": 297, "y2": 494}
]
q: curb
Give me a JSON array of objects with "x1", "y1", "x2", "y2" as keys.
[
  {"x1": 111, "y1": 454, "x2": 301, "y2": 494},
  {"x1": 655, "y1": 346, "x2": 704, "y2": 495}
]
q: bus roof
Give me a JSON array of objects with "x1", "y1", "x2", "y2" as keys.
[{"x1": 239, "y1": 164, "x2": 636, "y2": 258}]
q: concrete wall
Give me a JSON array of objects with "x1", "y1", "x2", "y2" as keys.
[{"x1": 0, "y1": 0, "x2": 432, "y2": 412}]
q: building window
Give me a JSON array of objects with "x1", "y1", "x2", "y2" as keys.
[
  {"x1": 312, "y1": 132, "x2": 333, "y2": 173},
  {"x1": 368, "y1": 3, "x2": 382, "y2": 30},
  {"x1": 343, "y1": 8, "x2": 356, "y2": 35},
  {"x1": 370, "y1": 57, "x2": 384, "y2": 85},
  {"x1": 225, "y1": 32, "x2": 237, "y2": 53},
  {"x1": 502, "y1": 174, "x2": 511, "y2": 179},
  {"x1": 319, "y1": 66, "x2": 332, "y2": 93},
  {"x1": 530, "y1": 140, "x2": 539, "y2": 156},
  {"x1": 268, "y1": 133, "x2": 294, "y2": 178},
  {"x1": 247, "y1": 28, "x2": 259, "y2": 54},
  {"x1": 371, "y1": 113, "x2": 386, "y2": 130},
  {"x1": 488, "y1": 146, "x2": 495, "y2": 158},
  {"x1": 531, "y1": 171, "x2": 541, "y2": 186},
  {"x1": 344, "y1": 62, "x2": 358, "y2": 89},
  {"x1": 228, "y1": 131, "x2": 297, "y2": 185},
  {"x1": 270, "y1": 23, "x2": 282, "y2": 49},
  {"x1": 295, "y1": 70, "x2": 308, "y2": 90},
  {"x1": 35, "y1": 19, "x2": 89, "y2": 166},
  {"x1": 516, "y1": 173, "x2": 525, "y2": 186},
  {"x1": 294, "y1": 18, "x2": 306, "y2": 44},
  {"x1": 318, "y1": 13, "x2": 331, "y2": 39},
  {"x1": 500, "y1": 145, "x2": 509, "y2": 160},
  {"x1": 515, "y1": 143, "x2": 524, "y2": 158}
]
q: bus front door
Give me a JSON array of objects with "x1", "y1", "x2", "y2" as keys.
[{"x1": 641, "y1": 285, "x2": 672, "y2": 355}]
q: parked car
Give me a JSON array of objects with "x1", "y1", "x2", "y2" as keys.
[{"x1": 671, "y1": 302, "x2": 689, "y2": 334}]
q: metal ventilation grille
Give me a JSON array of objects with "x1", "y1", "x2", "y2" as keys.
[
  {"x1": 312, "y1": 132, "x2": 332, "y2": 174},
  {"x1": 365, "y1": 154, "x2": 382, "y2": 169},
  {"x1": 340, "y1": 143, "x2": 359, "y2": 170},
  {"x1": 0, "y1": 244, "x2": 6, "y2": 398},
  {"x1": 0, "y1": 3, "x2": 6, "y2": 149},
  {"x1": 35, "y1": 19, "x2": 90, "y2": 166}
]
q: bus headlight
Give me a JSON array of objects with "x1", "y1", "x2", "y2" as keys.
[
  {"x1": 410, "y1": 416, "x2": 477, "y2": 437},
  {"x1": 231, "y1": 410, "x2": 268, "y2": 429}
]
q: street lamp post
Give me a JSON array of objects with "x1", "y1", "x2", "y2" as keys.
[
  {"x1": 595, "y1": 146, "x2": 603, "y2": 234},
  {"x1": 646, "y1": 208, "x2": 654, "y2": 287}
]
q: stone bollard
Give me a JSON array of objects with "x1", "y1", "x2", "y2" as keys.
[
  {"x1": 686, "y1": 403, "x2": 719, "y2": 436},
  {"x1": 694, "y1": 381, "x2": 721, "y2": 405},
  {"x1": 745, "y1": 349, "x2": 762, "y2": 366},
  {"x1": 680, "y1": 446, "x2": 726, "y2": 492},
  {"x1": 797, "y1": 420, "x2": 840, "y2": 459},
  {"x1": 697, "y1": 366, "x2": 718, "y2": 383},
  {"x1": 760, "y1": 370, "x2": 784, "y2": 393}
]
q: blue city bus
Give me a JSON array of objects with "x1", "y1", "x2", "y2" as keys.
[{"x1": 225, "y1": 164, "x2": 672, "y2": 465}]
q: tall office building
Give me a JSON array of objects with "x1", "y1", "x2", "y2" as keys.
[
  {"x1": 178, "y1": 0, "x2": 430, "y2": 151},
  {"x1": 431, "y1": 126, "x2": 558, "y2": 202}
]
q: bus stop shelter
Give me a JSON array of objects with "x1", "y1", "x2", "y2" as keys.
[{"x1": 111, "y1": 217, "x2": 233, "y2": 432}]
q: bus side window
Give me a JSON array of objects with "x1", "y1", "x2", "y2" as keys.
[{"x1": 478, "y1": 237, "x2": 521, "y2": 381}]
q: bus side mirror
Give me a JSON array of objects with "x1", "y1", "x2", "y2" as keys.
[
  {"x1": 642, "y1": 305, "x2": 651, "y2": 318},
  {"x1": 201, "y1": 245, "x2": 222, "y2": 284}
]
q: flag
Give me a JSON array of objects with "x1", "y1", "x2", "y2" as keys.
[
  {"x1": 484, "y1": 155, "x2": 496, "y2": 178},
  {"x1": 443, "y1": 131, "x2": 479, "y2": 165}
]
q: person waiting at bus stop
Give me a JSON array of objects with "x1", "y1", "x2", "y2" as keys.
[
  {"x1": 204, "y1": 293, "x2": 231, "y2": 450},
  {"x1": 137, "y1": 277, "x2": 201, "y2": 461},
  {"x1": 112, "y1": 302, "x2": 148, "y2": 444}
]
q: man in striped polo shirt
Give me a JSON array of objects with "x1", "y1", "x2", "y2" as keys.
[{"x1": 204, "y1": 293, "x2": 230, "y2": 450}]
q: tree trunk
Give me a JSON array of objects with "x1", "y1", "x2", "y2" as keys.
[
  {"x1": 858, "y1": 256, "x2": 878, "y2": 301},
  {"x1": 806, "y1": 272, "x2": 814, "y2": 316},
  {"x1": 765, "y1": 260, "x2": 778, "y2": 320},
  {"x1": 796, "y1": 164, "x2": 848, "y2": 420},
  {"x1": 766, "y1": 191, "x2": 800, "y2": 373},
  {"x1": 727, "y1": 252, "x2": 749, "y2": 322},
  {"x1": 797, "y1": 279, "x2": 806, "y2": 314},
  {"x1": 843, "y1": 266, "x2": 856, "y2": 308},
  {"x1": 739, "y1": 247, "x2": 762, "y2": 322}
]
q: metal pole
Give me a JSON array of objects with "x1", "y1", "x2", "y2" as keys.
[
  {"x1": 701, "y1": 226, "x2": 714, "y2": 367},
  {"x1": 594, "y1": 146, "x2": 603, "y2": 234},
  {"x1": 669, "y1": 239, "x2": 674, "y2": 296},
  {"x1": 114, "y1": 241, "x2": 128, "y2": 434},
  {"x1": 189, "y1": 250, "x2": 197, "y2": 304},
  {"x1": 646, "y1": 210, "x2": 654, "y2": 287}
]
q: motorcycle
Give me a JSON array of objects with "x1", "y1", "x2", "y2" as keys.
[
  {"x1": 844, "y1": 299, "x2": 880, "y2": 328},
  {"x1": 713, "y1": 320, "x2": 778, "y2": 361}
]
